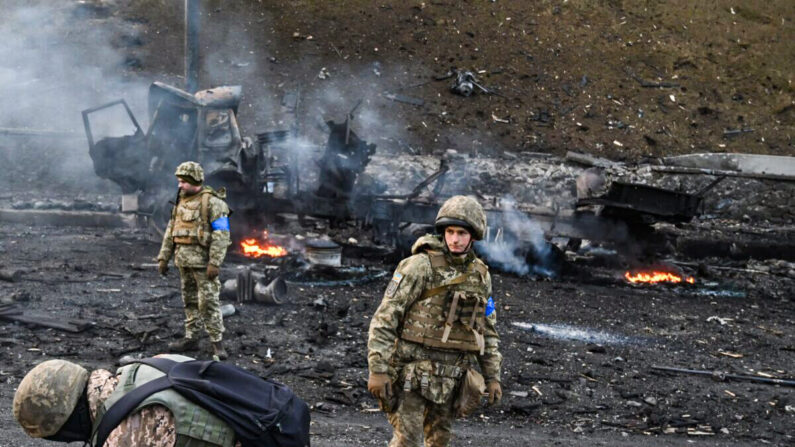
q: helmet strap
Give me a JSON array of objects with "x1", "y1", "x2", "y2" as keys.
[{"x1": 442, "y1": 234, "x2": 473, "y2": 257}]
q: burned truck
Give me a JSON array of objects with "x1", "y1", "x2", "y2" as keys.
[
  {"x1": 83, "y1": 82, "x2": 376, "y2": 236},
  {"x1": 83, "y1": 82, "x2": 253, "y2": 232},
  {"x1": 82, "y1": 82, "x2": 718, "y2": 277}
]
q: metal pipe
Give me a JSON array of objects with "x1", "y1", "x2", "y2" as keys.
[
  {"x1": 0, "y1": 128, "x2": 81, "y2": 139},
  {"x1": 652, "y1": 365, "x2": 795, "y2": 387},
  {"x1": 253, "y1": 277, "x2": 287, "y2": 304},
  {"x1": 185, "y1": 0, "x2": 200, "y2": 93},
  {"x1": 222, "y1": 271, "x2": 287, "y2": 305}
]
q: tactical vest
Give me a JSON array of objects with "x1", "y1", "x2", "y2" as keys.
[
  {"x1": 400, "y1": 250, "x2": 490, "y2": 354},
  {"x1": 171, "y1": 191, "x2": 213, "y2": 247},
  {"x1": 94, "y1": 355, "x2": 236, "y2": 447}
]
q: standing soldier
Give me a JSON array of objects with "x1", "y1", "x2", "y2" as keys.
[
  {"x1": 367, "y1": 195, "x2": 503, "y2": 447},
  {"x1": 157, "y1": 161, "x2": 232, "y2": 360}
]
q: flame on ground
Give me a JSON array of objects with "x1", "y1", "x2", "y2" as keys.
[
  {"x1": 240, "y1": 231, "x2": 288, "y2": 258},
  {"x1": 624, "y1": 270, "x2": 695, "y2": 285}
]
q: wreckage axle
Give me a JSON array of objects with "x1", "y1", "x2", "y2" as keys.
[{"x1": 652, "y1": 365, "x2": 795, "y2": 387}]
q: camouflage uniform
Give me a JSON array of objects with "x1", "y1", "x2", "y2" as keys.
[
  {"x1": 13, "y1": 357, "x2": 239, "y2": 447},
  {"x1": 88, "y1": 369, "x2": 178, "y2": 446},
  {"x1": 158, "y1": 162, "x2": 231, "y2": 343},
  {"x1": 368, "y1": 197, "x2": 502, "y2": 447}
]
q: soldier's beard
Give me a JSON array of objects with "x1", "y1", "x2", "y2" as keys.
[
  {"x1": 180, "y1": 185, "x2": 202, "y2": 196},
  {"x1": 44, "y1": 387, "x2": 92, "y2": 443}
]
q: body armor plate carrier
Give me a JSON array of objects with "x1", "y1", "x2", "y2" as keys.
[{"x1": 399, "y1": 251, "x2": 489, "y2": 354}]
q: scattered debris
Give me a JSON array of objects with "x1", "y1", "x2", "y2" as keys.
[
  {"x1": 0, "y1": 304, "x2": 93, "y2": 333},
  {"x1": 0, "y1": 209, "x2": 137, "y2": 228},
  {"x1": 383, "y1": 92, "x2": 424, "y2": 107},
  {"x1": 706, "y1": 316, "x2": 733, "y2": 325},
  {"x1": 222, "y1": 268, "x2": 288, "y2": 305},
  {"x1": 652, "y1": 365, "x2": 795, "y2": 387},
  {"x1": 491, "y1": 113, "x2": 510, "y2": 124},
  {"x1": 644, "y1": 165, "x2": 795, "y2": 182},
  {"x1": 284, "y1": 265, "x2": 388, "y2": 288},
  {"x1": 565, "y1": 151, "x2": 619, "y2": 169},
  {"x1": 625, "y1": 67, "x2": 681, "y2": 89},
  {"x1": 448, "y1": 70, "x2": 492, "y2": 96},
  {"x1": 220, "y1": 303, "x2": 236, "y2": 317},
  {"x1": 305, "y1": 239, "x2": 342, "y2": 267},
  {"x1": 717, "y1": 350, "x2": 744, "y2": 359},
  {"x1": 723, "y1": 128, "x2": 754, "y2": 138},
  {"x1": 0, "y1": 127, "x2": 82, "y2": 139},
  {"x1": 661, "y1": 153, "x2": 795, "y2": 179},
  {"x1": 0, "y1": 268, "x2": 25, "y2": 282},
  {"x1": 129, "y1": 263, "x2": 159, "y2": 271}
]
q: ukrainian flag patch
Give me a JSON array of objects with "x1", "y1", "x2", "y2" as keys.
[
  {"x1": 211, "y1": 216, "x2": 230, "y2": 231},
  {"x1": 385, "y1": 272, "x2": 403, "y2": 297},
  {"x1": 485, "y1": 296, "x2": 495, "y2": 316}
]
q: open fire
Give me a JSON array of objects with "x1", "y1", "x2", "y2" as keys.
[
  {"x1": 240, "y1": 230, "x2": 288, "y2": 258},
  {"x1": 624, "y1": 270, "x2": 695, "y2": 285}
]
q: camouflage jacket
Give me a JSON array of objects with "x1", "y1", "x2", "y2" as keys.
[
  {"x1": 88, "y1": 369, "x2": 177, "y2": 446},
  {"x1": 88, "y1": 369, "x2": 242, "y2": 447},
  {"x1": 367, "y1": 235, "x2": 502, "y2": 383},
  {"x1": 157, "y1": 186, "x2": 231, "y2": 268}
]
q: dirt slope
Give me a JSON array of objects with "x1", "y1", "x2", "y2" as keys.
[{"x1": 117, "y1": 0, "x2": 793, "y2": 160}]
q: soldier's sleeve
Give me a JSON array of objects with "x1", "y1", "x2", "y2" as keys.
[
  {"x1": 367, "y1": 255, "x2": 430, "y2": 374},
  {"x1": 478, "y1": 271, "x2": 503, "y2": 383},
  {"x1": 207, "y1": 197, "x2": 232, "y2": 267},
  {"x1": 156, "y1": 219, "x2": 175, "y2": 262}
]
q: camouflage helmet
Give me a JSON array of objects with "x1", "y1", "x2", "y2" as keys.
[
  {"x1": 13, "y1": 360, "x2": 89, "y2": 438},
  {"x1": 435, "y1": 195, "x2": 487, "y2": 240},
  {"x1": 175, "y1": 161, "x2": 204, "y2": 185}
]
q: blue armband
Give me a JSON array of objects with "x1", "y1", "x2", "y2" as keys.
[
  {"x1": 485, "y1": 296, "x2": 495, "y2": 316},
  {"x1": 211, "y1": 216, "x2": 230, "y2": 231}
]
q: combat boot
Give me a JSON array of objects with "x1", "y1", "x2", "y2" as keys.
[
  {"x1": 211, "y1": 341, "x2": 228, "y2": 360},
  {"x1": 168, "y1": 337, "x2": 198, "y2": 352}
]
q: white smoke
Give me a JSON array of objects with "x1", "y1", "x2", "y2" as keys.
[
  {"x1": 476, "y1": 196, "x2": 558, "y2": 277},
  {"x1": 0, "y1": 1, "x2": 150, "y2": 192}
]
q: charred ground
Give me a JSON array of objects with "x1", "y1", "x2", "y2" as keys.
[
  {"x1": 0, "y1": 197, "x2": 793, "y2": 446},
  {"x1": 0, "y1": 1, "x2": 793, "y2": 446}
]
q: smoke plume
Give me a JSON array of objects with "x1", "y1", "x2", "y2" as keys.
[
  {"x1": 476, "y1": 197, "x2": 559, "y2": 277},
  {"x1": 0, "y1": 1, "x2": 149, "y2": 193}
]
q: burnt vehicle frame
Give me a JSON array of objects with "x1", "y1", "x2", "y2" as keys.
[{"x1": 82, "y1": 82, "x2": 714, "y2": 268}]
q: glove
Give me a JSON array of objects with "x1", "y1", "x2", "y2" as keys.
[
  {"x1": 206, "y1": 264, "x2": 220, "y2": 280},
  {"x1": 486, "y1": 381, "x2": 502, "y2": 405},
  {"x1": 367, "y1": 372, "x2": 393, "y2": 401},
  {"x1": 158, "y1": 260, "x2": 169, "y2": 276}
]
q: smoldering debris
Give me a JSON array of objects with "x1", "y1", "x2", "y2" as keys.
[
  {"x1": 0, "y1": 304, "x2": 94, "y2": 333},
  {"x1": 476, "y1": 198, "x2": 561, "y2": 278},
  {"x1": 0, "y1": 208, "x2": 136, "y2": 229},
  {"x1": 283, "y1": 265, "x2": 389, "y2": 288}
]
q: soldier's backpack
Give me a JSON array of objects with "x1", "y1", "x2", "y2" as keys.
[{"x1": 94, "y1": 357, "x2": 311, "y2": 447}]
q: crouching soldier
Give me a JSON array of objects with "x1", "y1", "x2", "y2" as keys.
[
  {"x1": 13, "y1": 357, "x2": 238, "y2": 446},
  {"x1": 367, "y1": 195, "x2": 503, "y2": 447},
  {"x1": 157, "y1": 161, "x2": 232, "y2": 360}
]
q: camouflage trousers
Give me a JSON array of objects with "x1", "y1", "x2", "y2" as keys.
[
  {"x1": 178, "y1": 267, "x2": 224, "y2": 342},
  {"x1": 386, "y1": 389, "x2": 455, "y2": 447}
]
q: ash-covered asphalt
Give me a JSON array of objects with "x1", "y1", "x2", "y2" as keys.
[{"x1": 0, "y1": 217, "x2": 792, "y2": 447}]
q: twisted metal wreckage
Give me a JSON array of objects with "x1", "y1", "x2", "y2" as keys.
[{"x1": 82, "y1": 82, "x2": 717, "y2": 274}]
